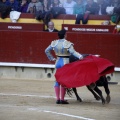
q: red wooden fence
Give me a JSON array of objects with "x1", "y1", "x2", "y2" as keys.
[{"x1": 0, "y1": 31, "x2": 120, "y2": 67}]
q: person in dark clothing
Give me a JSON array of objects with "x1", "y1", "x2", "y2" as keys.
[
  {"x1": 111, "y1": 0, "x2": 120, "y2": 24},
  {"x1": 42, "y1": 0, "x2": 51, "y2": 12},
  {"x1": 44, "y1": 21, "x2": 58, "y2": 32},
  {"x1": 1, "y1": 0, "x2": 6, "y2": 4},
  {"x1": 109, "y1": 0, "x2": 120, "y2": 7},
  {"x1": 85, "y1": 0, "x2": 99, "y2": 14},
  {"x1": 19, "y1": 0, "x2": 28, "y2": 13},
  {"x1": 0, "y1": 0, "x2": 11, "y2": 19},
  {"x1": 5, "y1": 0, "x2": 20, "y2": 11},
  {"x1": 96, "y1": 0, "x2": 109, "y2": 15}
]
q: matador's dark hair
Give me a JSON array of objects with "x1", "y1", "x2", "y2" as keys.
[{"x1": 58, "y1": 29, "x2": 66, "y2": 39}]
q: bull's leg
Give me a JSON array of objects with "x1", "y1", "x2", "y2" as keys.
[
  {"x1": 72, "y1": 88, "x2": 82, "y2": 102},
  {"x1": 103, "y1": 76, "x2": 111, "y2": 103},
  {"x1": 94, "y1": 86, "x2": 105, "y2": 105},
  {"x1": 87, "y1": 86, "x2": 101, "y2": 100}
]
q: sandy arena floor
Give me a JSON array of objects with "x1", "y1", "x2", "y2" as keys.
[{"x1": 0, "y1": 78, "x2": 120, "y2": 120}]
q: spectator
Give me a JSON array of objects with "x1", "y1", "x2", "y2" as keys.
[
  {"x1": 75, "y1": 0, "x2": 87, "y2": 5},
  {"x1": 109, "y1": 0, "x2": 120, "y2": 7},
  {"x1": 104, "y1": 0, "x2": 111, "y2": 4},
  {"x1": 27, "y1": 0, "x2": 43, "y2": 13},
  {"x1": 35, "y1": 0, "x2": 51, "y2": 25},
  {"x1": 1, "y1": 0, "x2": 7, "y2": 4},
  {"x1": 19, "y1": 0, "x2": 28, "y2": 13},
  {"x1": 5, "y1": 0, "x2": 20, "y2": 11},
  {"x1": 39, "y1": 0, "x2": 44, "y2": 2},
  {"x1": 113, "y1": 1, "x2": 120, "y2": 16},
  {"x1": 73, "y1": 0, "x2": 88, "y2": 24},
  {"x1": 111, "y1": 0, "x2": 120, "y2": 24},
  {"x1": 63, "y1": 0, "x2": 76, "y2": 14},
  {"x1": 50, "y1": 0, "x2": 66, "y2": 18},
  {"x1": 50, "y1": 0, "x2": 62, "y2": 8},
  {"x1": 0, "y1": 0, "x2": 11, "y2": 19},
  {"x1": 73, "y1": 0, "x2": 85, "y2": 14},
  {"x1": 43, "y1": 0, "x2": 51, "y2": 12},
  {"x1": 50, "y1": 0, "x2": 66, "y2": 5},
  {"x1": 82, "y1": 0, "x2": 87, "y2": 5},
  {"x1": 44, "y1": 21, "x2": 58, "y2": 32},
  {"x1": 96, "y1": 0, "x2": 109, "y2": 15},
  {"x1": 59, "y1": 0, "x2": 66, "y2": 5},
  {"x1": 85, "y1": 0, "x2": 99, "y2": 14}
]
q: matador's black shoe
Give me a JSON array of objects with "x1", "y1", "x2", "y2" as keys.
[
  {"x1": 60, "y1": 100, "x2": 69, "y2": 104},
  {"x1": 56, "y1": 100, "x2": 61, "y2": 104}
]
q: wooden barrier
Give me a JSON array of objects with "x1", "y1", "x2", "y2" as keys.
[
  {"x1": 0, "y1": 22, "x2": 45, "y2": 31},
  {"x1": 0, "y1": 31, "x2": 120, "y2": 67},
  {"x1": 0, "y1": 13, "x2": 116, "y2": 31},
  {"x1": 0, "y1": 13, "x2": 111, "y2": 20},
  {"x1": 62, "y1": 24, "x2": 115, "y2": 33}
]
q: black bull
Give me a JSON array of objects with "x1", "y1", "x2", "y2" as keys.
[{"x1": 67, "y1": 54, "x2": 111, "y2": 104}]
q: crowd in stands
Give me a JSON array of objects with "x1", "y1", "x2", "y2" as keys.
[
  {"x1": 0, "y1": 0, "x2": 120, "y2": 15},
  {"x1": 0, "y1": 0, "x2": 120, "y2": 28}
]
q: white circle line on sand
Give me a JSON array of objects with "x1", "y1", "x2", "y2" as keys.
[
  {"x1": 0, "y1": 104, "x2": 95, "y2": 120},
  {"x1": 0, "y1": 93, "x2": 74, "y2": 99},
  {"x1": 28, "y1": 108, "x2": 95, "y2": 120}
]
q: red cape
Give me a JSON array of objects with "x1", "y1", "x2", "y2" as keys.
[{"x1": 55, "y1": 55, "x2": 114, "y2": 88}]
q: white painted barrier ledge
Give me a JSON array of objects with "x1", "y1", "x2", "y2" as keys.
[
  {"x1": 0, "y1": 62, "x2": 120, "y2": 71},
  {"x1": 0, "y1": 62, "x2": 55, "y2": 68}
]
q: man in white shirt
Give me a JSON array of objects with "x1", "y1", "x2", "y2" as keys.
[{"x1": 63, "y1": 0, "x2": 76, "y2": 14}]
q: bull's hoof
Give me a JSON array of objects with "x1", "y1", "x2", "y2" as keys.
[
  {"x1": 106, "y1": 95, "x2": 111, "y2": 103},
  {"x1": 77, "y1": 97, "x2": 82, "y2": 102},
  {"x1": 102, "y1": 98, "x2": 106, "y2": 105},
  {"x1": 95, "y1": 96, "x2": 101, "y2": 101}
]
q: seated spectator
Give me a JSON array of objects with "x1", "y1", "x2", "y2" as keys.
[
  {"x1": 96, "y1": 0, "x2": 109, "y2": 15},
  {"x1": 43, "y1": 0, "x2": 51, "y2": 12},
  {"x1": 104, "y1": 0, "x2": 111, "y2": 4},
  {"x1": 0, "y1": 0, "x2": 11, "y2": 19},
  {"x1": 50, "y1": 0, "x2": 66, "y2": 18},
  {"x1": 44, "y1": 21, "x2": 58, "y2": 32},
  {"x1": 63, "y1": 0, "x2": 76, "y2": 14},
  {"x1": 50, "y1": 0, "x2": 63, "y2": 8},
  {"x1": 74, "y1": 0, "x2": 88, "y2": 24},
  {"x1": 110, "y1": 0, "x2": 120, "y2": 24},
  {"x1": 109, "y1": 0, "x2": 120, "y2": 7},
  {"x1": 1, "y1": 0, "x2": 7, "y2": 4},
  {"x1": 19, "y1": 0, "x2": 28, "y2": 13},
  {"x1": 73, "y1": 0, "x2": 85, "y2": 14},
  {"x1": 85, "y1": 0, "x2": 99, "y2": 14},
  {"x1": 27, "y1": 0, "x2": 43, "y2": 13},
  {"x1": 59, "y1": 0, "x2": 66, "y2": 5},
  {"x1": 82, "y1": 0, "x2": 87, "y2": 5},
  {"x1": 5, "y1": 0, "x2": 20, "y2": 11},
  {"x1": 39, "y1": 0, "x2": 44, "y2": 2},
  {"x1": 35, "y1": 0, "x2": 51, "y2": 26},
  {"x1": 51, "y1": 0, "x2": 66, "y2": 5}
]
